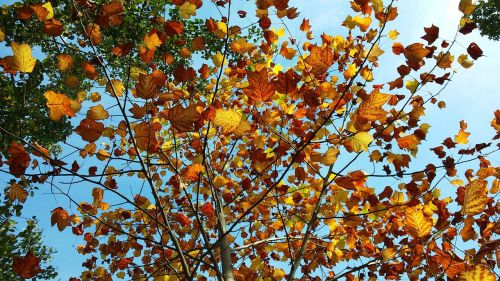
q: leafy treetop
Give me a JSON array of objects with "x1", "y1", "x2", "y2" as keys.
[{"x1": 0, "y1": 0, "x2": 498, "y2": 280}]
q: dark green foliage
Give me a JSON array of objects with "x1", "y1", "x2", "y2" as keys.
[{"x1": 472, "y1": 0, "x2": 500, "y2": 41}]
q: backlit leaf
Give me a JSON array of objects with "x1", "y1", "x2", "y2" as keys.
[
  {"x1": 458, "y1": 266, "x2": 495, "y2": 281},
  {"x1": 51, "y1": 207, "x2": 71, "y2": 231},
  {"x1": 349, "y1": 132, "x2": 373, "y2": 152},
  {"x1": 11, "y1": 42, "x2": 36, "y2": 73},
  {"x1": 404, "y1": 205, "x2": 432, "y2": 238},
  {"x1": 243, "y1": 69, "x2": 276, "y2": 102},
  {"x1": 462, "y1": 179, "x2": 488, "y2": 215},
  {"x1": 44, "y1": 90, "x2": 76, "y2": 121},
  {"x1": 304, "y1": 45, "x2": 334, "y2": 75}
]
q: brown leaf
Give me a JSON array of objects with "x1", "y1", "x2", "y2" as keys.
[
  {"x1": 12, "y1": 252, "x2": 41, "y2": 279},
  {"x1": 243, "y1": 69, "x2": 276, "y2": 102}
]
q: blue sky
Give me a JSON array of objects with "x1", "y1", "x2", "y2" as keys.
[{"x1": 1, "y1": 0, "x2": 499, "y2": 280}]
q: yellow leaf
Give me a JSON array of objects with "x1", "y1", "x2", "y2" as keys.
[
  {"x1": 106, "y1": 79, "x2": 125, "y2": 97},
  {"x1": 0, "y1": 29, "x2": 4, "y2": 42},
  {"x1": 349, "y1": 132, "x2": 373, "y2": 152},
  {"x1": 458, "y1": 265, "x2": 495, "y2": 281},
  {"x1": 459, "y1": 0, "x2": 476, "y2": 15},
  {"x1": 42, "y1": 2, "x2": 54, "y2": 20},
  {"x1": 404, "y1": 205, "x2": 432, "y2": 238},
  {"x1": 231, "y1": 38, "x2": 254, "y2": 54},
  {"x1": 56, "y1": 54, "x2": 74, "y2": 72},
  {"x1": 11, "y1": 42, "x2": 37, "y2": 73},
  {"x1": 212, "y1": 51, "x2": 225, "y2": 67},
  {"x1": 144, "y1": 32, "x2": 162, "y2": 50},
  {"x1": 455, "y1": 120, "x2": 470, "y2": 144},
  {"x1": 345, "y1": 16, "x2": 372, "y2": 32},
  {"x1": 343, "y1": 63, "x2": 358, "y2": 79},
  {"x1": 44, "y1": 90, "x2": 76, "y2": 121},
  {"x1": 372, "y1": 0, "x2": 384, "y2": 13},
  {"x1": 387, "y1": 30, "x2": 399, "y2": 40},
  {"x1": 273, "y1": 269, "x2": 286, "y2": 279},
  {"x1": 406, "y1": 79, "x2": 419, "y2": 93},
  {"x1": 87, "y1": 104, "x2": 109, "y2": 120},
  {"x1": 321, "y1": 147, "x2": 339, "y2": 166},
  {"x1": 462, "y1": 179, "x2": 488, "y2": 215},
  {"x1": 458, "y1": 54, "x2": 474, "y2": 69},
  {"x1": 213, "y1": 109, "x2": 245, "y2": 133},
  {"x1": 7, "y1": 183, "x2": 28, "y2": 203},
  {"x1": 179, "y1": 2, "x2": 196, "y2": 19},
  {"x1": 381, "y1": 248, "x2": 396, "y2": 262},
  {"x1": 364, "y1": 44, "x2": 384, "y2": 62}
]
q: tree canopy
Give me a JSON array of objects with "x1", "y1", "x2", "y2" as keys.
[
  {"x1": 471, "y1": 0, "x2": 500, "y2": 41},
  {"x1": 0, "y1": 0, "x2": 499, "y2": 280}
]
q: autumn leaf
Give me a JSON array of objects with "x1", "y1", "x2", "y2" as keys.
[
  {"x1": 458, "y1": 54, "x2": 474, "y2": 68},
  {"x1": 404, "y1": 43, "x2": 430, "y2": 66},
  {"x1": 458, "y1": 0, "x2": 476, "y2": 15},
  {"x1": 7, "y1": 142, "x2": 31, "y2": 177},
  {"x1": 7, "y1": 182, "x2": 28, "y2": 203},
  {"x1": 363, "y1": 43, "x2": 384, "y2": 62},
  {"x1": 243, "y1": 69, "x2": 276, "y2": 102},
  {"x1": 213, "y1": 109, "x2": 249, "y2": 134},
  {"x1": 51, "y1": 207, "x2": 71, "y2": 231},
  {"x1": 462, "y1": 179, "x2": 488, "y2": 215},
  {"x1": 304, "y1": 45, "x2": 334, "y2": 75},
  {"x1": 56, "y1": 54, "x2": 74, "y2": 71},
  {"x1": 44, "y1": 90, "x2": 76, "y2": 121},
  {"x1": 86, "y1": 24, "x2": 103, "y2": 45},
  {"x1": 200, "y1": 202, "x2": 215, "y2": 218},
  {"x1": 179, "y1": 2, "x2": 196, "y2": 19},
  {"x1": 168, "y1": 104, "x2": 200, "y2": 132},
  {"x1": 357, "y1": 90, "x2": 390, "y2": 121},
  {"x1": 458, "y1": 266, "x2": 495, "y2": 281},
  {"x1": 87, "y1": 104, "x2": 109, "y2": 120},
  {"x1": 12, "y1": 252, "x2": 41, "y2": 279},
  {"x1": 320, "y1": 147, "x2": 339, "y2": 166},
  {"x1": 10, "y1": 42, "x2": 37, "y2": 73},
  {"x1": 348, "y1": 132, "x2": 373, "y2": 152},
  {"x1": 183, "y1": 163, "x2": 204, "y2": 181},
  {"x1": 144, "y1": 31, "x2": 162, "y2": 50},
  {"x1": 404, "y1": 205, "x2": 432, "y2": 238},
  {"x1": 75, "y1": 118, "x2": 104, "y2": 142},
  {"x1": 134, "y1": 121, "x2": 161, "y2": 152},
  {"x1": 454, "y1": 120, "x2": 470, "y2": 144},
  {"x1": 421, "y1": 25, "x2": 439, "y2": 45},
  {"x1": 136, "y1": 73, "x2": 159, "y2": 99}
]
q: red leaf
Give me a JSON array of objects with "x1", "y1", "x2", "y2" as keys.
[{"x1": 467, "y1": 42, "x2": 483, "y2": 60}]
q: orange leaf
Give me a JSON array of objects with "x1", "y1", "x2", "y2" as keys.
[
  {"x1": 304, "y1": 45, "x2": 334, "y2": 75},
  {"x1": 183, "y1": 163, "x2": 204, "y2": 181},
  {"x1": 404, "y1": 43, "x2": 430, "y2": 66},
  {"x1": 357, "y1": 90, "x2": 390, "y2": 121},
  {"x1": 44, "y1": 90, "x2": 76, "y2": 121},
  {"x1": 85, "y1": 23, "x2": 102, "y2": 45},
  {"x1": 243, "y1": 69, "x2": 276, "y2": 102},
  {"x1": 51, "y1": 207, "x2": 71, "y2": 231},
  {"x1": 133, "y1": 121, "x2": 162, "y2": 152}
]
